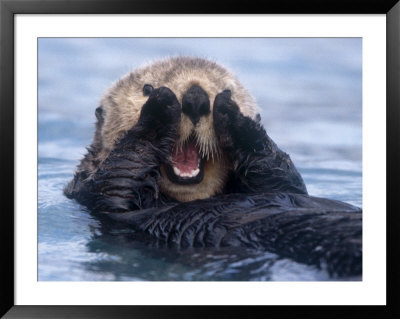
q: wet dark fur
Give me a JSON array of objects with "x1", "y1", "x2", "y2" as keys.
[
  {"x1": 65, "y1": 87, "x2": 362, "y2": 277},
  {"x1": 66, "y1": 87, "x2": 181, "y2": 211},
  {"x1": 98, "y1": 193, "x2": 361, "y2": 277}
]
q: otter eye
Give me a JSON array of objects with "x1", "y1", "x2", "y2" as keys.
[{"x1": 143, "y1": 84, "x2": 154, "y2": 96}]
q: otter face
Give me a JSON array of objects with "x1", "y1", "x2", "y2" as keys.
[
  {"x1": 158, "y1": 83, "x2": 229, "y2": 202},
  {"x1": 165, "y1": 84, "x2": 215, "y2": 185},
  {"x1": 98, "y1": 57, "x2": 258, "y2": 202}
]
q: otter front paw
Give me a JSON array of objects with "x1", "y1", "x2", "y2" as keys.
[
  {"x1": 138, "y1": 86, "x2": 181, "y2": 131},
  {"x1": 114, "y1": 87, "x2": 181, "y2": 151},
  {"x1": 213, "y1": 89, "x2": 266, "y2": 153},
  {"x1": 213, "y1": 89, "x2": 240, "y2": 151}
]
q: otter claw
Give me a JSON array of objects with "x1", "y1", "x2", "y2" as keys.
[{"x1": 139, "y1": 86, "x2": 181, "y2": 125}]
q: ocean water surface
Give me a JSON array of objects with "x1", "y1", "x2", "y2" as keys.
[{"x1": 38, "y1": 38, "x2": 362, "y2": 281}]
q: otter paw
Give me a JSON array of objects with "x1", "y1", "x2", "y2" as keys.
[
  {"x1": 213, "y1": 90, "x2": 241, "y2": 150},
  {"x1": 139, "y1": 86, "x2": 181, "y2": 127}
]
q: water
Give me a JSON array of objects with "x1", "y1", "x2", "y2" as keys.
[{"x1": 38, "y1": 38, "x2": 362, "y2": 281}]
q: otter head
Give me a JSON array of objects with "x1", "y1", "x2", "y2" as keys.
[{"x1": 98, "y1": 57, "x2": 259, "y2": 202}]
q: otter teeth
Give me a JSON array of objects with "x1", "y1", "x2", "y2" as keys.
[{"x1": 173, "y1": 166, "x2": 200, "y2": 178}]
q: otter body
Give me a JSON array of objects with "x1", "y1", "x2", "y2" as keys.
[{"x1": 65, "y1": 57, "x2": 361, "y2": 277}]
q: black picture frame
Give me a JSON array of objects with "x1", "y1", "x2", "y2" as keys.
[{"x1": 1, "y1": 0, "x2": 399, "y2": 318}]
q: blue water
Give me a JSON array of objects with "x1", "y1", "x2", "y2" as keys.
[{"x1": 38, "y1": 38, "x2": 362, "y2": 281}]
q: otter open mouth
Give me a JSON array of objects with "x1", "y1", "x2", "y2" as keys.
[{"x1": 165, "y1": 137, "x2": 205, "y2": 185}]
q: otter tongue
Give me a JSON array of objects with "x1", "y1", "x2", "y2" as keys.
[{"x1": 172, "y1": 141, "x2": 199, "y2": 174}]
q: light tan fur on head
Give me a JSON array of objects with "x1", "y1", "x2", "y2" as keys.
[{"x1": 97, "y1": 57, "x2": 259, "y2": 202}]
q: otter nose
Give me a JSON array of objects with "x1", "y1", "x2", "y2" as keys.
[{"x1": 182, "y1": 85, "x2": 211, "y2": 125}]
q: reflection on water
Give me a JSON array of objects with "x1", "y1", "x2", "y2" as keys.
[{"x1": 38, "y1": 38, "x2": 362, "y2": 281}]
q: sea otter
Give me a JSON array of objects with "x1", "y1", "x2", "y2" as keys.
[{"x1": 65, "y1": 57, "x2": 361, "y2": 278}]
